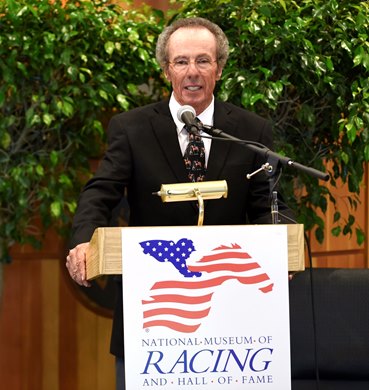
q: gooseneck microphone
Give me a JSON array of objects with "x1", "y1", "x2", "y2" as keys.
[
  {"x1": 176, "y1": 105, "x2": 205, "y2": 136},
  {"x1": 177, "y1": 105, "x2": 196, "y2": 127}
]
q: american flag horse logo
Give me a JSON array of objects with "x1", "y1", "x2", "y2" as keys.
[{"x1": 139, "y1": 239, "x2": 274, "y2": 333}]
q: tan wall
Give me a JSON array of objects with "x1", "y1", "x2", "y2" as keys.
[
  {"x1": 309, "y1": 166, "x2": 369, "y2": 269},
  {"x1": 0, "y1": 232, "x2": 115, "y2": 390}
]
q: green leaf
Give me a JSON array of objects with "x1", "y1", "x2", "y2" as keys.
[
  {"x1": 104, "y1": 41, "x2": 115, "y2": 55},
  {"x1": 331, "y1": 226, "x2": 341, "y2": 236},
  {"x1": 340, "y1": 40, "x2": 351, "y2": 53},
  {"x1": 278, "y1": 0, "x2": 287, "y2": 12},
  {"x1": 50, "y1": 201, "x2": 62, "y2": 218},
  {"x1": 333, "y1": 211, "x2": 340, "y2": 223},
  {"x1": 1, "y1": 132, "x2": 11, "y2": 149},
  {"x1": 92, "y1": 120, "x2": 104, "y2": 136},
  {"x1": 138, "y1": 48, "x2": 149, "y2": 62},
  {"x1": 343, "y1": 223, "x2": 352, "y2": 236},
  {"x1": 127, "y1": 83, "x2": 138, "y2": 95},
  {"x1": 353, "y1": 48, "x2": 363, "y2": 67},
  {"x1": 128, "y1": 29, "x2": 140, "y2": 42},
  {"x1": 339, "y1": 151, "x2": 349, "y2": 165},
  {"x1": 99, "y1": 90, "x2": 109, "y2": 101},
  {"x1": 80, "y1": 67, "x2": 92, "y2": 76},
  {"x1": 116, "y1": 94, "x2": 129, "y2": 110},
  {"x1": 356, "y1": 228, "x2": 365, "y2": 246},
  {"x1": 79, "y1": 73, "x2": 86, "y2": 83},
  {"x1": 325, "y1": 57, "x2": 334, "y2": 71},
  {"x1": 16, "y1": 61, "x2": 28, "y2": 77},
  {"x1": 42, "y1": 113, "x2": 54, "y2": 126},
  {"x1": 250, "y1": 93, "x2": 265, "y2": 106},
  {"x1": 50, "y1": 151, "x2": 58, "y2": 167},
  {"x1": 35, "y1": 165, "x2": 44, "y2": 176},
  {"x1": 104, "y1": 62, "x2": 115, "y2": 71},
  {"x1": 315, "y1": 227, "x2": 324, "y2": 244},
  {"x1": 66, "y1": 201, "x2": 77, "y2": 214},
  {"x1": 61, "y1": 99, "x2": 74, "y2": 117},
  {"x1": 59, "y1": 174, "x2": 72, "y2": 187},
  {"x1": 345, "y1": 123, "x2": 357, "y2": 143},
  {"x1": 67, "y1": 65, "x2": 78, "y2": 80}
]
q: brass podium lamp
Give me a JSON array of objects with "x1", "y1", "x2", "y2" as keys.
[{"x1": 153, "y1": 180, "x2": 228, "y2": 226}]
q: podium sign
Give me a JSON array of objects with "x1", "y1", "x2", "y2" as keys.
[{"x1": 122, "y1": 225, "x2": 291, "y2": 389}]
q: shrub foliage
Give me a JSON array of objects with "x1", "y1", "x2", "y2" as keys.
[
  {"x1": 0, "y1": 0, "x2": 165, "y2": 260},
  {"x1": 174, "y1": 0, "x2": 369, "y2": 243},
  {"x1": 1, "y1": 0, "x2": 368, "y2": 261}
]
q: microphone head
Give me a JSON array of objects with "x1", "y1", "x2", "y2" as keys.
[{"x1": 177, "y1": 105, "x2": 196, "y2": 124}]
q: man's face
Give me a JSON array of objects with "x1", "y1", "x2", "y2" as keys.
[{"x1": 164, "y1": 27, "x2": 222, "y2": 115}]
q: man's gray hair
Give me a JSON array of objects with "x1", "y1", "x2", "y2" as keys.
[{"x1": 156, "y1": 17, "x2": 229, "y2": 70}]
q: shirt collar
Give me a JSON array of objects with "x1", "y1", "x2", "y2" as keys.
[{"x1": 169, "y1": 94, "x2": 215, "y2": 135}]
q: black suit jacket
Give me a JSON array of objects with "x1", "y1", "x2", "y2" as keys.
[{"x1": 70, "y1": 99, "x2": 293, "y2": 357}]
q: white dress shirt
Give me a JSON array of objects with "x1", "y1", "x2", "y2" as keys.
[{"x1": 169, "y1": 94, "x2": 213, "y2": 167}]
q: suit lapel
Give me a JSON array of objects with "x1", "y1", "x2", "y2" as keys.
[
  {"x1": 150, "y1": 101, "x2": 189, "y2": 183},
  {"x1": 149, "y1": 100, "x2": 237, "y2": 183}
]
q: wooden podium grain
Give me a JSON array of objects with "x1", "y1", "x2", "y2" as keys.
[{"x1": 86, "y1": 224, "x2": 305, "y2": 280}]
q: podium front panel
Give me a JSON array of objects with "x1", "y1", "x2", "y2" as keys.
[{"x1": 121, "y1": 225, "x2": 292, "y2": 389}]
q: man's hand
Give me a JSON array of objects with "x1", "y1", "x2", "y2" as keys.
[{"x1": 66, "y1": 242, "x2": 91, "y2": 287}]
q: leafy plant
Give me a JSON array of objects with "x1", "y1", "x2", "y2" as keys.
[
  {"x1": 1, "y1": 0, "x2": 368, "y2": 264},
  {"x1": 0, "y1": 0, "x2": 165, "y2": 261},
  {"x1": 172, "y1": 0, "x2": 369, "y2": 243}
]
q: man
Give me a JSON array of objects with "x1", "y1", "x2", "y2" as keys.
[{"x1": 66, "y1": 17, "x2": 293, "y2": 389}]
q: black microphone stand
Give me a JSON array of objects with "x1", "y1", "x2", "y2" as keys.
[
  {"x1": 190, "y1": 121, "x2": 329, "y2": 224},
  {"x1": 246, "y1": 152, "x2": 282, "y2": 224}
]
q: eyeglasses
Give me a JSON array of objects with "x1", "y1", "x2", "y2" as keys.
[{"x1": 168, "y1": 57, "x2": 217, "y2": 72}]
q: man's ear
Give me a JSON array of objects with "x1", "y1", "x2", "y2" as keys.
[
  {"x1": 216, "y1": 67, "x2": 223, "y2": 81},
  {"x1": 164, "y1": 67, "x2": 171, "y2": 82}
]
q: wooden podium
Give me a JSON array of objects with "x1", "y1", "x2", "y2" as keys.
[{"x1": 86, "y1": 224, "x2": 305, "y2": 280}]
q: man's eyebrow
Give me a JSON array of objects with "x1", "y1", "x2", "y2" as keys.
[
  {"x1": 172, "y1": 54, "x2": 212, "y2": 60},
  {"x1": 172, "y1": 55, "x2": 188, "y2": 60}
]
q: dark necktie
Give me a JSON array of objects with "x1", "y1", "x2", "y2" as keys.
[{"x1": 183, "y1": 127, "x2": 206, "y2": 182}]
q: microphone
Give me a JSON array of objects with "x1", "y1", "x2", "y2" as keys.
[
  {"x1": 177, "y1": 105, "x2": 203, "y2": 135},
  {"x1": 177, "y1": 105, "x2": 196, "y2": 126}
]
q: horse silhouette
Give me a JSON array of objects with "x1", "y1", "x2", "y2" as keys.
[{"x1": 140, "y1": 240, "x2": 273, "y2": 332}]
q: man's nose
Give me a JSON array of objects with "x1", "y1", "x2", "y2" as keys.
[{"x1": 186, "y1": 61, "x2": 200, "y2": 74}]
